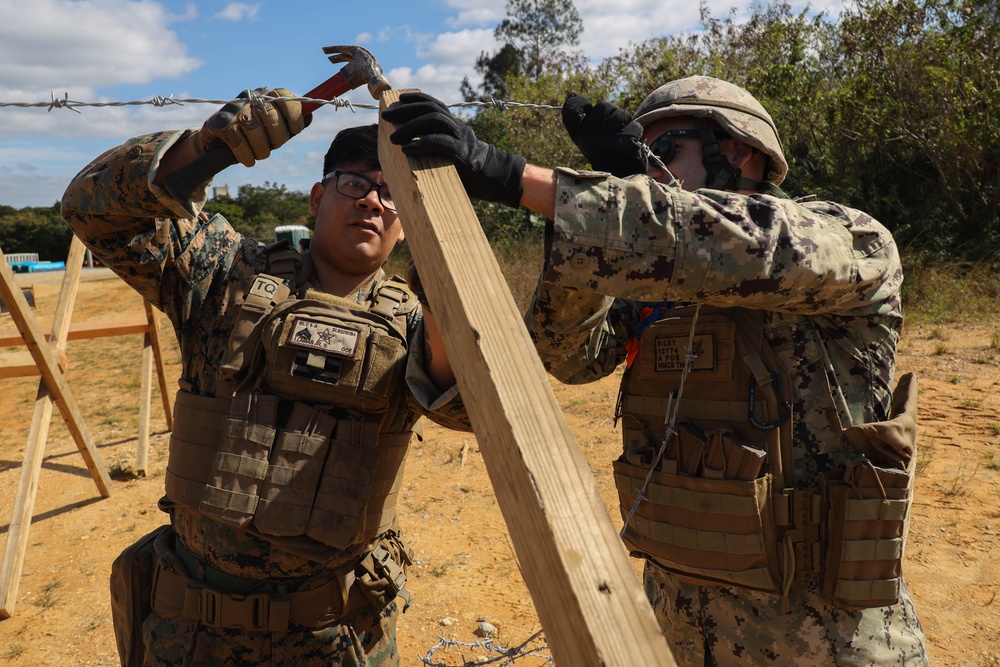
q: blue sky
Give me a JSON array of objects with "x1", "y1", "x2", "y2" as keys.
[{"x1": 0, "y1": 0, "x2": 842, "y2": 208}]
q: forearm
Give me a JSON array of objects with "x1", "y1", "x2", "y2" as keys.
[
  {"x1": 421, "y1": 306, "x2": 456, "y2": 390},
  {"x1": 518, "y1": 163, "x2": 557, "y2": 220}
]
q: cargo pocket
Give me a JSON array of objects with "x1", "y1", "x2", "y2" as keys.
[
  {"x1": 253, "y1": 403, "x2": 337, "y2": 536},
  {"x1": 821, "y1": 461, "x2": 910, "y2": 608},
  {"x1": 199, "y1": 392, "x2": 279, "y2": 527}
]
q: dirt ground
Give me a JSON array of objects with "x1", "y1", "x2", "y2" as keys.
[{"x1": 1, "y1": 270, "x2": 998, "y2": 666}]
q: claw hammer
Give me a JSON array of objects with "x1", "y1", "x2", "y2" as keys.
[{"x1": 164, "y1": 45, "x2": 390, "y2": 201}]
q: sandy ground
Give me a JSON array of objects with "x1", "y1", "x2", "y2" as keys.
[{"x1": 1, "y1": 272, "x2": 998, "y2": 666}]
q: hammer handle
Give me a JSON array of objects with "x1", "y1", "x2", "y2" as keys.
[
  {"x1": 164, "y1": 72, "x2": 359, "y2": 203},
  {"x1": 301, "y1": 71, "x2": 353, "y2": 115}
]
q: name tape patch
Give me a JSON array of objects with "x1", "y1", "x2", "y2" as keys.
[
  {"x1": 289, "y1": 317, "x2": 360, "y2": 358},
  {"x1": 653, "y1": 333, "x2": 716, "y2": 372}
]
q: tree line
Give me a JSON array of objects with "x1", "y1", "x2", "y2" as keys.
[
  {"x1": 1, "y1": 0, "x2": 997, "y2": 262},
  {"x1": 464, "y1": 0, "x2": 999, "y2": 259}
]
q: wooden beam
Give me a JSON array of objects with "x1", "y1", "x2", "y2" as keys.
[
  {"x1": 378, "y1": 90, "x2": 675, "y2": 667},
  {"x1": 0, "y1": 317, "x2": 150, "y2": 346},
  {"x1": 136, "y1": 332, "x2": 153, "y2": 475},
  {"x1": 144, "y1": 300, "x2": 173, "y2": 431}
]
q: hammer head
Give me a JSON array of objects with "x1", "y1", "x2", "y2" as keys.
[{"x1": 322, "y1": 45, "x2": 391, "y2": 100}]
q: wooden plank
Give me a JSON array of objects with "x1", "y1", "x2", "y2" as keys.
[
  {"x1": 144, "y1": 300, "x2": 174, "y2": 431},
  {"x1": 136, "y1": 333, "x2": 153, "y2": 475},
  {"x1": 0, "y1": 317, "x2": 149, "y2": 346},
  {"x1": 378, "y1": 90, "x2": 675, "y2": 667},
  {"x1": 0, "y1": 351, "x2": 61, "y2": 378}
]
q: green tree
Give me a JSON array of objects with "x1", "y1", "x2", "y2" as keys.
[
  {"x1": 832, "y1": 0, "x2": 1000, "y2": 257},
  {"x1": 0, "y1": 206, "x2": 73, "y2": 260},
  {"x1": 205, "y1": 182, "x2": 311, "y2": 241},
  {"x1": 462, "y1": 0, "x2": 583, "y2": 101}
]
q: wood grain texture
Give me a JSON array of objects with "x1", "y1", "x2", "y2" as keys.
[{"x1": 378, "y1": 89, "x2": 675, "y2": 667}]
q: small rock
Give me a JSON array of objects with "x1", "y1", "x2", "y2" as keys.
[
  {"x1": 438, "y1": 617, "x2": 457, "y2": 627},
  {"x1": 474, "y1": 621, "x2": 498, "y2": 638}
]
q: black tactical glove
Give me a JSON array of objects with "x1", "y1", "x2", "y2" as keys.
[
  {"x1": 383, "y1": 92, "x2": 526, "y2": 208},
  {"x1": 196, "y1": 87, "x2": 310, "y2": 167},
  {"x1": 561, "y1": 93, "x2": 646, "y2": 177}
]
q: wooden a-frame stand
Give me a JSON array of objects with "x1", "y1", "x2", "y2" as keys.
[{"x1": 0, "y1": 236, "x2": 172, "y2": 619}]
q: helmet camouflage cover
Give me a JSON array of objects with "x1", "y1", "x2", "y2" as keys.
[{"x1": 633, "y1": 76, "x2": 788, "y2": 185}]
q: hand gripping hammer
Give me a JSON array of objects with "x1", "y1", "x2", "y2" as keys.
[{"x1": 164, "y1": 45, "x2": 390, "y2": 202}]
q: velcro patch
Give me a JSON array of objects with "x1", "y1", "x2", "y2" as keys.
[
  {"x1": 288, "y1": 317, "x2": 360, "y2": 358},
  {"x1": 653, "y1": 333, "x2": 716, "y2": 372},
  {"x1": 249, "y1": 275, "x2": 283, "y2": 301}
]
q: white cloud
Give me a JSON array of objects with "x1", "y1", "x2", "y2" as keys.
[
  {"x1": 215, "y1": 3, "x2": 262, "y2": 21},
  {"x1": 417, "y1": 28, "x2": 497, "y2": 67},
  {"x1": 0, "y1": 0, "x2": 201, "y2": 96}
]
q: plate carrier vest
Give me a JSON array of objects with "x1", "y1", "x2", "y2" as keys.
[
  {"x1": 614, "y1": 305, "x2": 917, "y2": 609},
  {"x1": 164, "y1": 245, "x2": 420, "y2": 551}
]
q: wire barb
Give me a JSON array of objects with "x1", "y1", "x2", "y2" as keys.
[{"x1": 0, "y1": 93, "x2": 563, "y2": 115}]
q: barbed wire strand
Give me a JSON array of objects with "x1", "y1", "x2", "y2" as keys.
[
  {"x1": 0, "y1": 93, "x2": 561, "y2": 113},
  {"x1": 421, "y1": 631, "x2": 553, "y2": 667}
]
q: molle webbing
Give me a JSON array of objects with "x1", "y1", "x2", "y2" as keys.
[
  {"x1": 219, "y1": 274, "x2": 292, "y2": 394},
  {"x1": 165, "y1": 390, "x2": 413, "y2": 550},
  {"x1": 616, "y1": 306, "x2": 796, "y2": 595},
  {"x1": 821, "y1": 461, "x2": 911, "y2": 608},
  {"x1": 614, "y1": 457, "x2": 782, "y2": 593}
]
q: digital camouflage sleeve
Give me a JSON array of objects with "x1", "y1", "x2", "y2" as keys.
[
  {"x1": 61, "y1": 129, "x2": 469, "y2": 431},
  {"x1": 526, "y1": 168, "x2": 904, "y2": 483}
]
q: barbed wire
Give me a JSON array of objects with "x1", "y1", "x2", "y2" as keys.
[
  {"x1": 0, "y1": 92, "x2": 561, "y2": 114},
  {"x1": 0, "y1": 91, "x2": 681, "y2": 170},
  {"x1": 420, "y1": 631, "x2": 553, "y2": 666}
]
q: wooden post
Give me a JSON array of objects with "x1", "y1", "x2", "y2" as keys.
[
  {"x1": 136, "y1": 331, "x2": 153, "y2": 475},
  {"x1": 0, "y1": 237, "x2": 112, "y2": 620},
  {"x1": 144, "y1": 300, "x2": 173, "y2": 431},
  {"x1": 378, "y1": 90, "x2": 675, "y2": 666}
]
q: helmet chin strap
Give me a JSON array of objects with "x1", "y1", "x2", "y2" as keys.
[{"x1": 695, "y1": 119, "x2": 787, "y2": 196}]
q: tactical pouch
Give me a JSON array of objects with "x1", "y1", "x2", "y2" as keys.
[
  {"x1": 261, "y1": 298, "x2": 408, "y2": 411},
  {"x1": 821, "y1": 372, "x2": 918, "y2": 609},
  {"x1": 614, "y1": 456, "x2": 783, "y2": 593},
  {"x1": 821, "y1": 462, "x2": 910, "y2": 608},
  {"x1": 109, "y1": 524, "x2": 171, "y2": 667},
  {"x1": 253, "y1": 402, "x2": 337, "y2": 535},
  {"x1": 199, "y1": 392, "x2": 280, "y2": 527},
  {"x1": 306, "y1": 415, "x2": 382, "y2": 549}
]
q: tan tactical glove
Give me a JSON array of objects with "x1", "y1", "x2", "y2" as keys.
[{"x1": 196, "y1": 87, "x2": 309, "y2": 167}]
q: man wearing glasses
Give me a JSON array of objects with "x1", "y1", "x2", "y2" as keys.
[
  {"x1": 63, "y1": 89, "x2": 469, "y2": 667},
  {"x1": 384, "y1": 75, "x2": 928, "y2": 665}
]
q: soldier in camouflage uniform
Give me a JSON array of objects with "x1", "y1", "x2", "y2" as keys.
[
  {"x1": 384, "y1": 78, "x2": 928, "y2": 665},
  {"x1": 63, "y1": 88, "x2": 470, "y2": 667}
]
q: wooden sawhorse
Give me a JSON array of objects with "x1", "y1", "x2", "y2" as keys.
[{"x1": 0, "y1": 237, "x2": 172, "y2": 619}]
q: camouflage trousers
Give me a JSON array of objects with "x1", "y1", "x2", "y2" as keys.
[
  {"x1": 139, "y1": 510, "x2": 403, "y2": 666},
  {"x1": 141, "y1": 600, "x2": 399, "y2": 667},
  {"x1": 643, "y1": 562, "x2": 929, "y2": 666}
]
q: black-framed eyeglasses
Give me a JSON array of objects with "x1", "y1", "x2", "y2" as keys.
[
  {"x1": 646, "y1": 129, "x2": 731, "y2": 167},
  {"x1": 325, "y1": 170, "x2": 395, "y2": 211}
]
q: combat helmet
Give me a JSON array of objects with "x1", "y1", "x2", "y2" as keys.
[{"x1": 633, "y1": 76, "x2": 788, "y2": 189}]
